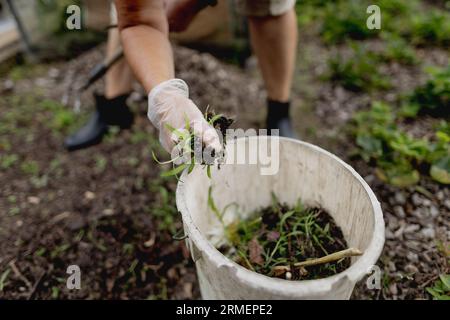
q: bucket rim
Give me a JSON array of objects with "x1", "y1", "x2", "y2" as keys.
[{"x1": 176, "y1": 136, "x2": 385, "y2": 297}]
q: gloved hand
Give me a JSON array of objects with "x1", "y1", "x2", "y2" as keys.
[{"x1": 147, "y1": 79, "x2": 222, "y2": 155}]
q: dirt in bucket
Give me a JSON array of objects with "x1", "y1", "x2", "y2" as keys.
[
  {"x1": 206, "y1": 111, "x2": 234, "y2": 139},
  {"x1": 202, "y1": 111, "x2": 234, "y2": 165},
  {"x1": 217, "y1": 194, "x2": 361, "y2": 281}
]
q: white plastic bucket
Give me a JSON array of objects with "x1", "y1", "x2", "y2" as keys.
[{"x1": 176, "y1": 136, "x2": 385, "y2": 299}]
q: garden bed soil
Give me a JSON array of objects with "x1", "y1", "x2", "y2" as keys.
[{"x1": 0, "y1": 33, "x2": 448, "y2": 299}]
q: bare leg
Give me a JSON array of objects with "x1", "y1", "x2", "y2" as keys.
[
  {"x1": 248, "y1": 9, "x2": 297, "y2": 102},
  {"x1": 105, "y1": 27, "x2": 134, "y2": 99},
  {"x1": 64, "y1": 16, "x2": 135, "y2": 151}
]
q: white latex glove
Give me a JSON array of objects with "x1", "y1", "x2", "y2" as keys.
[{"x1": 148, "y1": 79, "x2": 222, "y2": 154}]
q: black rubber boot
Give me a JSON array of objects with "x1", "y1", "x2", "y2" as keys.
[
  {"x1": 266, "y1": 99, "x2": 296, "y2": 138},
  {"x1": 64, "y1": 93, "x2": 134, "y2": 151}
]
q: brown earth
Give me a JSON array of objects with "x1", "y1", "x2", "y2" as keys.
[{"x1": 0, "y1": 31, "x2": 448, "y2": 299}]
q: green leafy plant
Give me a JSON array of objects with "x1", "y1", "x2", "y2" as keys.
[
  {"x1": 408, "y1": 10, "x2": 450, "y2": 47},
  {"x1": 1, "y1": 154, "x2": 19, "y2": 169},
  {"x1": 51, "y1": 109, "x2": 76, "y2": 131},
  {"x1": 327, "y1": 43, "x2": 390, "y2": 92},
  {"x1": 410, "y1": 65, "x2": 450, "y2": 117},
  {"x1": 35, "y1": 0, "x2": 104, "y2": 59},
  {"x1": 295, "y1": 0, "x2": 329, "y2": 27},
  {"x1": 318, "y1": 0, "x2": 449, "y2": 48},
  {"x1": 94, "y1": 155, "x2": 108, "y2": 173},
  {"x1": 426, "y1": 274, "x2": 450, "y2": 300},
  {"x1": 429, "y1": 122, "x2": 450, "y2": 184},
  {"x1": 376, "y1": 0, "x2": 412, "y2": 16},
  {"x1": 149, "y1": 182, "x2": 179, "y2": 233},
  {"x1": 296, "y1": 0, "x2": 449, "y2": 50},
  {"x1": 321, "y1": 1, "x2": 380, "y2": 44},
  {"x1": 20, "y1": 160, "x2": 40, "y2": 176},
  {"x1": 353, "y1": 102, "x2": 450, "y2": 186},
  {"x1": 36, "y1": 0, "x2": 82, "y2": 34},
  {"x1": 39, "y1": 99, "x2": 85, "y2": 133},
  {"x1": 380, "y1": 33, "x2": 418, "y2": 65},
  {"x1": 373, "y1": 1, "x2": 449, "y2": 48}
]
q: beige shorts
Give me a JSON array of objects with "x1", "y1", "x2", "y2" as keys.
[{"x1": 234, "y1": 0, "x2": 296, "y2": 17}]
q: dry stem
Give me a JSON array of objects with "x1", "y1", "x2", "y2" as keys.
[{"x1": 273, "y1": 248, "x2": 363, "y2": 276}]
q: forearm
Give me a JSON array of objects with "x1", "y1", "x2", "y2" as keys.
[
  {"x1": 120, "y1": 25, "x2": 174, "y2": 93},
  {"x1": 113, "y1": 0, "x2": 221, "y2": 154}
]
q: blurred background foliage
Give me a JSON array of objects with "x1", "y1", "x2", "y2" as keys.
[
  {"x1": 293, "y1": 0, "x2": 449, "y2": 188},
  {"x1": 33, "y1": 0, "x2": 104, "y2": 59}
]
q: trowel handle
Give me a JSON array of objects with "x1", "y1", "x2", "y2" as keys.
[{"x1": 79, "y1": 48, "x2": 124, "y2": 92}]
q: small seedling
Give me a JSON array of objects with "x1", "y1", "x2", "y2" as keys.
[
  {"x1": 94, "y1": 155, "x2": 108, "y2": 173},
  {"x1": 426, "y1": 274, "x2": 450, "y2": 300},
  {"x1": 408, "y1": 10, "x2": 450, "y2": 47},
  {"x1": 1, "y1": 154, "x2": 19, "y2": 169},
  {"x1": 20, "y1": 160, "x2": 39, "y2": 175},
  {"x1": 0, "y1": 268, "x2": 11, "y2": 292},
  {"x1": 321, "y1": 0, "x2": 378, "y2": 44},
  {"x1": 410, "y1": 65, "x2": 450, "y2": 118},
  {"x1": 380, "y1": 33, "x2": 418, "y2": 65},
  {"x1": 149, "y1": 181, "x2": 179, "y2": 233},
  {"x1": 327, "y1": 43, "x2": 390, "y2": 92}
]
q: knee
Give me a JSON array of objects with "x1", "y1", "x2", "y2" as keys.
[{"x1": 115, "y1": 0, "x2": 168, "y2": 36}]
